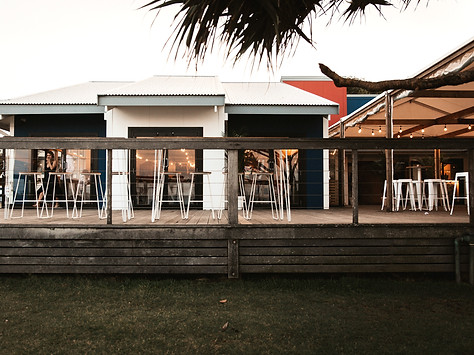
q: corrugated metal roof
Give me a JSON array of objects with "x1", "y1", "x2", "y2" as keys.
[
  {"x1": 0, "y1": 81, "x2": 131, "y2": 105},
  {"x1": 100, "y1": 76, "x2": 224, "y2": 97},
  {"x1": 223, "y1": 82, "x2": 338, "y2": 107}
]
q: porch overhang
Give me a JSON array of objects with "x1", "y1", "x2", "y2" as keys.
[
  {"x1": 0, "y1": 104, "x2": 106, "y2": 115},
  {"x1": 225, "y1": 104, "x2": 338, "y2": 115},
  {"x1": 98, "y1": 95, "x2": 225, "y2": 107}
]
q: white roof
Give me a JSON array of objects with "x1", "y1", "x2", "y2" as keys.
[
  {"x1": 223, "y1": 82, "x2": 337, "y2": 106},
  {"x1": 0, "y1": 81, "x2": 130, "y2": 105},
  {"x1": 101, "y1": 76, "x2": 224, "y2": 97}
]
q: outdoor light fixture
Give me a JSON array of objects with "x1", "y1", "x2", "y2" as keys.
[
  {"x1": 421, "y1": 128, "x2": 425, "y2": 133},
  {"x1": 469, "y1": 124, "x2": 472, "y2": 130},
  {"x1": 378, "y1": 126, "x2": 382, "y2": 133},
  {"x1": 444, "y1": 124, "x2": 447, "y2": 131},
  {"x1": 397, "y1": 134, "x2": 400, "y2": 138},
  {"x1": 399, "y1": 126, "x2": 402, "y2": 133},
  {"x1": 358, "y1": 125, "x2": 362, "y2": 134},
  {"x1": 371, "y1": 129, "x2": 374, "y2": 136},
  {"x1": 410, "y1": 133, "x2": 413, "y2": 138}
]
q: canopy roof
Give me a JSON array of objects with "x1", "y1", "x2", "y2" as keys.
[{"x1": 329, "y1": 38, "x2": 474, "y2": 139}]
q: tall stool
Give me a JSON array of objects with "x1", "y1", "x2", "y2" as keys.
[
  {"x1": 451, "y1": 172, "x2": 469, "y2": 215},
  {"x1": 395, "y1": 179, "x2": 417, "y2": 211},
  {"x1": 185, "y1": 171, "x2": 215, "y2": 219},
  {"x1": 9, "y1": 172, "x2": 44, "y2": 218},
  {"x1": 102, "y1": 171, "x2": 134, "y2": 222},
  {"x1": 217, "y1": 172, "x2": 249, "y2": 220},
  {"x1": 152, "y1": 172, "x2": 185, "y2": 221},
  {"x1": 423, "y1": 179, "x2": 450, "y2": 211},
  {"x1": 381, "y1": 179, "x2": 399, "y2": 211},
  {"x1": 248, "y1": 172, "x2": 279, "y2": 220},
  {"x1": 41, "y1": 171, "x2": 76, "y2": 218},
  {"x1": 73, "y1": 172, "x2": 105, "y2": 219}
]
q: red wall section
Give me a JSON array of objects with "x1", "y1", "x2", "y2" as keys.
[{"x1": 283, "y1": 80, "x2": 347, "y2": 123}]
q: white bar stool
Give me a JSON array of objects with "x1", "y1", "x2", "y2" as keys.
[
  {"x1": 248, "y1": 172, "x2": 279, "y2": 220},
  {"x1": 423, "y1": 179, "x2": 450, "y2": 211},
  {"x1": 185, "y1": 171, "x2": 215, "y2": 219},
  {"x1": 451, "y1": 172, "x2": 469, "y2": 215},
  {"x1": 395, "y1": 179, "x2": 417, "y2": 211},
  {"x1": 73, "y1": 172, "x2": 105, "y2": 219},
  {"x1": 217, "y1": 172, "x2": 249, "y2": 220},
  {"x1": 41, "y1": 172, "x2": 76, "y2": 218},
  {"x1": 9, "y1": 172, "x2": 45, "y2": 218},
  {"x1": 152, "y1": 172, "x2": 185, "y2": 221},
  {"x1": 381, "y1": 179, "x2": 397, "y2": 210}
]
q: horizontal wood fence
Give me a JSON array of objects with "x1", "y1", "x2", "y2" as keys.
[{"x1": 0, "y1": 137, "x2": 473, "y2": 278}]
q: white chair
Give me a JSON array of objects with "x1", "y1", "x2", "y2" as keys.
[{"x1": 451, "y1": 172, "x2": 469, "y2": 215}]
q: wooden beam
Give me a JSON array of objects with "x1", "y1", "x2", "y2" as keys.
[
  {"x1": 352, "y1": 150, "x2": 358, "y2": 225},
  {"x1": 409, "y1": 90, "x2": 474, "y2": 98},
  {"x1": 227, "y1": 149, "x2": 239, "y2": 225},
  {"x1": 364, "y1": 118, "x2": 474, "y2": 126},
  {"x1": 107, "y1": 149, "x2": 112, "y2": 225},
  {"x1": 398, "y1": 106, "x2": 474, "y2": 137}
]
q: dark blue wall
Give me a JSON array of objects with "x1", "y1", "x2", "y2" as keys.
[
  {"x1": 228, "y1": 114, "x2": 324, "y2": 209},
  {"x1": 347, "y1": 95, "x2": 377, "y2": 115}
]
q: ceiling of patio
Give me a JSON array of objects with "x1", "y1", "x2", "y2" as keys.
[{"x1": 330, "y1": 39, "x2": 474, "y2": 139}]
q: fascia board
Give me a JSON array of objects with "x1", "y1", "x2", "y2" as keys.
[{"x1": 98, "y1": 95, "x2": 225, "y2": 106}]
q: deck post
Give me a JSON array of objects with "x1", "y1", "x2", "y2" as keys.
[
  {"x1": 227, "y1": 149, "x2": 239, "y2": 225},
  {"x1": 469, "y1": 149, "x2": 474, "y2": 225},
  {"x1": 107, "y1": 149, "x2": 112, "y2": 225},
  {"x1": 228, "y1": 238, "x2": 239, "y2": 278},
  {"x1": 352, "y1": 149, "x2": 359, "y2": 225},
  {"x1": 385, "y1": 92, "x2": 394, "y2": 212},
  {"x1": 338, "y1": 121, "x2": 346, "y2": 207}
]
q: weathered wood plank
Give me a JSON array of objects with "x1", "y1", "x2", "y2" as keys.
[
  {"x1": 240, "y1": 264, "x2": 459, "y2": 273},
  {"x1": 0, "y1": 256, "x2": 227, "y2": 265},
  {"x1": 240, "y1": 255, "x2": 458, "y2": 264},
  {"x1": 0, "y1": 239, "x2": 227, "y2": 248},
  {"x1": 0, "y1": 265, "x2": 227, "y2": 274}
]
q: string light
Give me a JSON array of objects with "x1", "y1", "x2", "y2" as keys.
[
  {"x1": 397, "y1": 134, "x2": 401, "y2": 138},
  {"x1": 421, "y1": 128, "x2": 425, "y2": 133},
  {"x1": 410, "y1": 133, "x2": 413, "y2": 139},
  {"x1": 371, "y1": 129, "x2": 375, "y2": 136},
  {"x1": 444, "y1": 124, "x2": 447, "y2": 132},
  {"x1": 399, "y1": 126, "x2": 403, "y2": 133},
  {"x1": 358, "y1": 125, "x2": 362, "y2": 134},
  {"x1": 378, "y1": 126, "x2": 382, "y2": 133},
  {"x1": 469, "y1": 124, "x2": 472, "y2": 130}
]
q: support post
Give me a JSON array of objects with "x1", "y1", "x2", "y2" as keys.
[
  {"x1": 352, "y1": 149, "x2": 358, "y2": 225},
  {"x1": 469, "y1": 149, "x2": 474, "y2": 225},
  {"x1": 338, "y1": 121, "x2": 346, "y2": 206},
  {"x1": 228, "y1": 238, "x2": 239, "y2": 278},
  {"x1": 107, "y1": 149, "x2": 112, "y2": 225},
  {"x1": 227, "y1": 149, "x2": 239, "y2": 225},
  {"x1": 385, "y1": 92, "x2": 394, "y2": 212}
]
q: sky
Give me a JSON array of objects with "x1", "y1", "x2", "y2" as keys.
[{"x1": 0, "y1": 0, "x2": 473, "y2": 100}]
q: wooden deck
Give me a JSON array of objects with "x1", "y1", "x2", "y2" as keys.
[{"x1": 1, "y1": 205, "x2": 470, "y2": 225}]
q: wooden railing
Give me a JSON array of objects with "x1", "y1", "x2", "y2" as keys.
[{"x1": 1, "y1": 136, "x2": 474, "y2": 226}]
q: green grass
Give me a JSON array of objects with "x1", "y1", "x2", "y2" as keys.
[{"x1": 0, "y1": 274, "x2": 473, "y2": 354}]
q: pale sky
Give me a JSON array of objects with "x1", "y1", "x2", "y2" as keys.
[{"x1": 0, "y1": 0, "x2": 473, "y2": 99}]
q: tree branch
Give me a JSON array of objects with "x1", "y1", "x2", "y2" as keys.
[{"x1": 319, "y1": 63, "x2": 474, "y2": 92}]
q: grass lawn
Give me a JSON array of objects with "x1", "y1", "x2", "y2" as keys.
[{"x1": 0, "y1": 274, "x2": 473, "y2": 354}]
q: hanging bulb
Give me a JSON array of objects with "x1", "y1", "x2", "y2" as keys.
[
  {"x1": 444, "y1": 124, "x2": 447, "y2": 132},
  {"x1": 397, "y1": 134, "x2": 400, "y2": 138},
  {"x1": 378, "y1": 126, "x2": 382, "y2": 133},
  {"x1": 399, "y1": 126, "x2": 403, "y2": 133},
  {"x1": 410, "y1": 133, "x2": 413, "y2": 138},
  {"x1": 358, "y1": 125, "x2": 362, "y2": 134},
  {"x1": 422, "y1": 133, "x2": 425, "y2": 139},
  {"x1": 371, "y1": 129, "x2": 375, "y2": 136},
  {"x1": 469, "y1": 124, "x2": 472, "y2": 130},
  {"x1": 421, "y1": 128, "x2": 425, "y2": 133}
]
